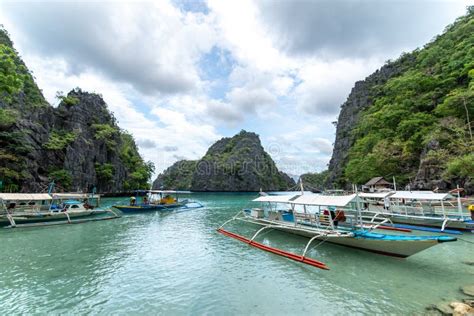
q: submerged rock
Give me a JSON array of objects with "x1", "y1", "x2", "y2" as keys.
[
  {"x1": 432, "y1": 301, "x2": 455, "y2": 315},
  {"x1": 461, "y1": 285, "x2": 474, "y2": 297}
]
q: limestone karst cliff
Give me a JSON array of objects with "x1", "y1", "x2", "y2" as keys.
[
  {"x1": 153, "y1": 130, "x2": 295, "y2": 191},
  {"x1": 327, "y1": 8, "x2": 473, "y2": 192},
  {"x1": 0, "y1": 28, "x2": 153, "y2": 192}
]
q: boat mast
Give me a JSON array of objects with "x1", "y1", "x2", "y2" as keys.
[
  {"x1": 456, "y1": 185, "x2": 463, "y2": 217},
  {"x1": 300, "y1": 178, "x2": 308, "y2": 216},
  {"x1": 355, "y1": 185, "x2": 363, "y2": 228}
]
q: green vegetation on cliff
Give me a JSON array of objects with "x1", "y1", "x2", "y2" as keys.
[
  {"x1": 344, "y1": 8, "x2": 474, "y2": 187},
  {"x1": 153, "y1": 160, "x2": 197, "y2": 190},
  {"x1": 43, "y1": 130, "x2": 77, "y2": 150},
  {"x1": 119, "y1": 132, "x2": 155, "y2": 190},
  {"x1": 48, "y1": 169, "x2": 73, "y2": 190},
  {"x1": 0, "y1": 27, "x2": 46, "y2": 107},
  {"x1": 0, "y1": 27, "x2": 154, "y2": 192},
  {"x1": 300, "y1": 170, "x2": 329, "y2": 190},
  {"x1": 153, "y1": 130, "x2": 295, "y2": 191}
]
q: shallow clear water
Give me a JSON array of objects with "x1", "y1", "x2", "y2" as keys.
[{"x1": 0, "y1": 193, "x2": 473, "y2": 314}]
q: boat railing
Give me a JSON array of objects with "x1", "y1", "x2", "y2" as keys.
[
  {"x1": 0, "y1": 204, "x2": 46, "y2": 215},
  {"x1": 293, "y1": 209, "x2": 359, "y2": 231},
  {"x1": 391, "y1": 204, "x2": 469, "y2": 218}
]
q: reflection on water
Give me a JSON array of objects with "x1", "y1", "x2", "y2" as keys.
[{"x1": 0, "y1": 193, "x2": 472, "y2": 314}]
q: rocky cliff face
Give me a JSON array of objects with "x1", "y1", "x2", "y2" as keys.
[
  {"x1": 153, "y1": 130, "x2": 296, "y2": 191},
  {"x1": 327, "y1": 9, "x2": 473, "y2": 192},
  {"x1": 300, "y1": 170, "x2": 329, "y2": 191},
  {"x1": 326, "y1": 56, "x2": 414, "y2": 188},
  {"x1": 152, "y1": 160, "x2": 197, "y2": 190},
  {"x1": 0, "y1": 28, "x2": 153, "y2": 193}
]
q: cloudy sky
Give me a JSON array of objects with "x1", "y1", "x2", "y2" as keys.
[{"x1": 0, "y1": 0, "x2": 471, "y2": 177}]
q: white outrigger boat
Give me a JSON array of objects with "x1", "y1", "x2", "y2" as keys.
[
  {"x1": 218, "y1": 193, "x2": 457, "y2": 270},
  {"x1": 359, "y1": 190, "x2": 474, "y2": 233},
  {"x1": 0, "y1": 192, "x2": 120, "y2": 228}
]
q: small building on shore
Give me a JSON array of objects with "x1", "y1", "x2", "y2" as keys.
[{"x1": 363, "y1": 177, "x2": 392, "y2": 192}]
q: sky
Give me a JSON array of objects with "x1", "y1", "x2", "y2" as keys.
[{"x1": 0, "y1": 0, "x2": 471, "y2": 178}]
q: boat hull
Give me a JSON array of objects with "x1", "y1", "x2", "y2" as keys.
[
  {"x1": 0, "y1": 210, "x2": 107, "y2": 226},
  {"x1": 245, "y1": 218, "x2": 454, "y2": 258},
  {"x1": 278, "y1": 227, "x2": 440, "y2": 258},
  {"x1": 387, "y1": 216, "x2": 474, "y2": 232},
  {"x1": 113, "y1": 203, "x2": 185, "y2": 213}
]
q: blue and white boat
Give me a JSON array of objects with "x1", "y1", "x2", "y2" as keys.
[
  {"x1": 359, "y1": 190, "x2": 474, "y2": 233},
  {"x1": 218, "y1": 193, "x2": 457, "y2": 264},
  {"x1": 113, "y1": 190, "x2": 188, "y2": 213}
]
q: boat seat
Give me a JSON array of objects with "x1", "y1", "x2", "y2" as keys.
[{"x1": 268, "y1": 211, "x2": 283, "y2": 221}]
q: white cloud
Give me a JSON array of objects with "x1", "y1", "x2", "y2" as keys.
[
  {"x1": 206, "y1": 99, "x2": 243, "y2": 125},
  {"x1": 20, "y1": 53, "x2": 219, "y2": 175},
  {"x1": 311, "y1": 138, "x2": 333, "y2": 155},
  {"x1": 293, "y1": 58, "x2": 383, "y2": 116},
  {"x1": 228, "y1": 87, "x2": 276, "y2": 112},
  {"x1": 1, "y1": 1, "x2": 217, "y2": 95},
  {"x1": 257, "y1": 0, "x2": 471, "y2": 58}
]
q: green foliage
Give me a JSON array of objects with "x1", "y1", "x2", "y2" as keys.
[
  {"x1": 92, "y1": 123, "x2": 118, "y2": 148},
  {"x1": 119, "y1": 131, "x2": 155, "y2": 190},
  {"x1": 0, "y1": 111, "x2": 30, "y2": 187},
  {"x1": 159, "y1": 160, "x2": 197, "y2": 190},
  {"x1": 48, "y1": 169, "x2": 72, "y2": 190},
  {"x1": 0, "y1": 44, "x2": 24, "y2": 103},
  {"x1": 435, "y1": 89, "x2": 474, "y2": 119},
  {"x1": 0, "y1": 108, "x2": 18, "y2": 128},
  {"x1": 56, "y1": 91, "x2": 79, "y2": 106},
  {"x1": 95, "y1": 163, "x2": 115, "y2": 181},
  {"x1": 444, "y1": 153, "x2": 474, "y2": 178},
  {"x1": 0, "y1": 30, "x2": 46, "y2": 106},
  {"x1": 344, "y1": 9, "x2": 474, "y2": 186},
  {"x1": 301, "y1": 170, "x2": 329, "y2": 190},
  {"x1": 43, "y1": 130, "x2": 77, "y2": 150}
]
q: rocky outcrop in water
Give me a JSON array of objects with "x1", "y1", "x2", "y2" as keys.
[
  {"x1": 0, "y1": 28, "x2": 153, "y2": 193},
  {"x1": 153, "y1": 130, "x2": 295, "y2": 191}
]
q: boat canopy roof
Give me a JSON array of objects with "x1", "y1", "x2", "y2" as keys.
[
  {"x1": 291, "y1": 194, "x2": 358, "y2": 207},
  {"x1": 52, "y1": 193, "x2": 99, "y2": 199},
  {"x1": 389, "y1": 191, "x2": 451, "y2": 200},
  {"x1": 359, "y1": 192, "x2": 393, "y2": 199},
  {"x1": 253, "y1": 194, "x2": 301, "y2": 203},
  {"x1": 0, "y1": 193, "x2": 52, "y2": 201}
]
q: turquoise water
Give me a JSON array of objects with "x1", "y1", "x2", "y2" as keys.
[{"x1": 0, "y1": 193, "x2": 473, "y2": 314}]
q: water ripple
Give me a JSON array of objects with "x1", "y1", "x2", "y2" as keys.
[{"x1": 0, "y1": 194, "x2": 472, "y2": 314}]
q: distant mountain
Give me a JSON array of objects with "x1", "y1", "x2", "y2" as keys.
[
  {"x1": 300, "y1": 171, "x2": 329, "y2": 191},
  {"x1": 0, "y1": 27, "x2": 153, "y2": 192},
  {"x1": 327, "y1": 8, "x2": 474, "y2": 193},
  {"x1": 153, "y1": 130, "x2": 296, "y2": 191}
]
